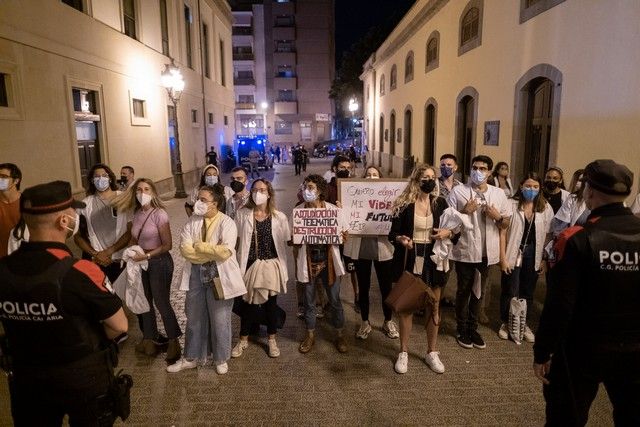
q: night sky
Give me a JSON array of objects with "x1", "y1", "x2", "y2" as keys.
[{"x1": 334, "y1": 0, "x2": 416, "y2": 63}]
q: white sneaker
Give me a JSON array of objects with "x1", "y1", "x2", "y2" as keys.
[
  {"x1": 231, "y1": 340, "x2": 249, "y2": 358},
  {"x1": 383, "y1": 320, "x2": 400, "y2": 339},
  {"x1": 394, "y1": 351, "x2": 408, "y2": 374},
  {"x1": 166, "y1": 358, "x2": 197, "y2": 373},
  {"x1": 215, "y1": 362, "x2": 229, "y2": 375},
  {"x1": 523, "y1": 325, "x2": 535, "y2": 343},
  {"x1": 498, "y1": 323, "x2": 509, "y2": 340},
  {"x1": 424, "y1": 351, "x2": 445, "y2": 374},
  {"x1": 268, "y1": 339, "x2": 280, "y2": 358},
  {"x1": 356, "y1": 321, "x2": 372, "y2": 339}
]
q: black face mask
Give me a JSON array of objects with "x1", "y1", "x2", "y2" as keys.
[
  {"x1": 544, "y1": 181, "x2": 559, "y2": 192},
  {"x1": 230, "y1": 180, "x2": 245, "y2": 193},
  {"x1": 420, "y1": 179, "x2": 436, "y2": 194},
  {"x1": 336, "y1": 170, "x2": 350, "y2": 179}
]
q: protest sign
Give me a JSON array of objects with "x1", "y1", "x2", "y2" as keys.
[
  {"x1": 338, "y1": 179, "x2": 408, "y2": 235},
  {"x1": 292, "y1": 207, "x2": 343, "y2": 245}
]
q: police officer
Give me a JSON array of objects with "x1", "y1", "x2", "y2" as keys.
[
  {"x1": 0, "y1": 181, "x2": 129, "y2": 426},
  {"x1": 533, "y1": 160, "x2": 640, "y2": 426}
]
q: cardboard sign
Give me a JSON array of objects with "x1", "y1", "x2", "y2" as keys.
[
  {"x1": 292, "y1": 207, "x2": 342, "y2": 245},
  {"x1": 338, "y1": 179, "x2": 408, "y2": 235}
]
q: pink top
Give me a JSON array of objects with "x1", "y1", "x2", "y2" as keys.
[{"x1": 131, "y1": 208, "x2": 169, "y2": 250}]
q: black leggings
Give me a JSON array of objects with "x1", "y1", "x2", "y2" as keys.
[
  {"x1": 240, "y1": 295, "x2": 279, "y2": 335},
  {"x1": 355, "y1": 258, "x2": 393, "y2": 322}
]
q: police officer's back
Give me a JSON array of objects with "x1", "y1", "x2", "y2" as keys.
[
  {"x1": 0, "y1": 181, "x2": 129, "y2": 426},
  {"x1": 534, "y1": 160, "x2": 640, "y2": 426}
]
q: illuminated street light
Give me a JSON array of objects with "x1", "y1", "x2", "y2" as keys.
[
  {"x1": 348, "y1": 98, "x2": 359, "y2": 113},
  {"x1": 161, "y1": 59, "x2": 187, "y2": 198},
  {"x1": 260, "y1": 101, "x2": 269, "y2": 109}
]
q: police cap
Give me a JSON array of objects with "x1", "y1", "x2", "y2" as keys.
[
  {"x1": 583, "y1": 159, "x2": 633, "y2": 196},
  {"x1": 21, "y1": 181, "x2": 86, "y2": 214}
]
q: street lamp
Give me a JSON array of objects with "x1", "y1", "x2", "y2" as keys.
[
  {"x1": 348, "y1": 98, "x2": 359, "y2": 138},
  {"x1": 161, "y1": 59, "x2": 188, "y2": 198}
]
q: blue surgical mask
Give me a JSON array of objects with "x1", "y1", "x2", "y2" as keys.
[
  {"x1": 470, "y1": 169, "x2": 487, "y2": 185},
  {"x1": 522, "y1": 188, "x2": 539, "y2": 201},
  {"x1": 93, "y1": 176, "x2": 110, "y2": 192},
  {"x1": 440, "y1": 165, "x2": 454, "y2": 178}
]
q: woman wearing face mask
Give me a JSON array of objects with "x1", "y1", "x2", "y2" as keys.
[
  {"x1": 542, "y1": 167, "x2": 569, "y2": 214},
  {"x1": 232, "y1": 179, "x2": 290, "y2": 358},
  {"x1": 488, "y1": 162, "x2": 514, "y2": 198},
  {"x1": 551, "y1": 169, "x2": 590, "y2": 237},
  {"x1": 115, "y1": 178, "x2": 182, "y2": 362},
  {"x1": 167, "y1": 186, "x2": 246, "y2": 374},
  {"x1": 74, "y1": 164, "x2": 132, "y2": 285},
  {"x1": 498, "y1": 173, "x2": 554, "y2": 344},
  {"x1": 344, "y1": 166, "x2": 399, "y2": 340},
  {"x1": 185, "y1": 164, "x2": 233, "y2": 216},
  {"x1": 295, "y1": 174, "x2": 349, "y2": 354},
  {"x1": 389, "y1": 164, "x2": 454, "y2": 374}
]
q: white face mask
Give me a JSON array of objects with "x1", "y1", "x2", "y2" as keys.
[
  {"x1": 0, "y1": 178, "x2": 11, "y2": 191},
  {"x1": 136, "y1": 192, "x2": 153, "y2": 207},
  {"x1": 470, "y1": 169, "x2": 487, "y2": 185},
  {"x1": 64, "y1": 213, "x2": 80, "y2": 238},
  {"x1": 252, "y1": 191, "x2": 269, "y2": 206},
  {"x1": 193, "y1": 200, "x2": 209, "y2": 216},
  {"x1": 205, "y1": 175, "x2": 218, "y2": 186},
  {"x1": 93, "y1": 176, "x2": 110, "y2": 192},
  {"x1": 303, "y1": 189, "x2": 317, "y2": 203}
]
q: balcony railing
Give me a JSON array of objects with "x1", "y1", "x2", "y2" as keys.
[
  {"x1": 233, "y1": 77, "x2": 256, "y2": 86},
  {"x1": 235, "y1": 102, "x2": 256, "y2": 110},
  {"x1": 232, "y1": 26, "x2": 253, "y2": 36},
  {"x1": 232, "y1": 52, "x2": 254, "y2": 61}
]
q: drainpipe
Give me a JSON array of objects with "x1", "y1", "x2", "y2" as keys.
[{"x1": 197, "y1": 0, "x2": 209, "y2": 161}]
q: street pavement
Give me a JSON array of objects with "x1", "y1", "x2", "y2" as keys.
[{"x1": 0, "y1": 158, "x2": 612, "y2": 426}]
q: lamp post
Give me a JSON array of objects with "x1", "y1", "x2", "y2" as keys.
[
  {"x1": 348, "y1": 97, "x2": 359, "y2": 138},
  {"x1": 161, "y1": 59, "x2": 188, "y2": 198}
]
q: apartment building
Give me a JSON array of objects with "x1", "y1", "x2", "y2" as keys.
[
  {"x1": 231, "y1": 0, "x2": 334, "y2": 148},
  {"x1": 361, "y1": 0, "x2": 640, "y2": 188},
  {"x1": 0, "y1": 0, "x2": 235, "y2": 195}
]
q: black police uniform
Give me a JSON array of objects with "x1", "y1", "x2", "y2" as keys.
[
  {"x1": 535, "y1": 203, "x2": 640, "y2": 426},
  {"x1": 0, "y1": 241, "x2": 123, "y2": 426}
]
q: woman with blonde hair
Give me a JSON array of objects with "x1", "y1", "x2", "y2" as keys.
[
  {"x1": 388, "y1": 164, "x2": 453, "y2": 374},
  {"x1": 232, "y1": 178, "x2": 290, "y2": 358},
  {"x1": 114, "y1": 178, "x2": 182, "y2": 362}
]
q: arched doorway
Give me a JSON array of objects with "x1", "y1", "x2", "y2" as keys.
[
  {"x1": 455, "y1": 87, "x2": 478, "y2": 180},
  {"x1": 511, "y1": 64, "x2": 562, "y2": 182},
  {"x1": 424, "y1": 99, "x2": 437, "y2": 166},
  {"x1": 379, "y1": 114, "x2": 384, "y2": 153},
  {"x1": 404, "y1": 106, "x2": 412, "y2": 158},
  {"x1": 389, "y1": 110, "x2": 396, "y2": 173}
]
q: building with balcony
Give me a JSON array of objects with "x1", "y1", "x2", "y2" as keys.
[
  {"x1": 231, "y1": 0, "x2": 334, "y2": 148},
  {"x1": 361, "y1": 0, "x2": 640, "y2": 186},
  {"x1": 0, "y1": 0, "x2": 235, "y2": 195}
]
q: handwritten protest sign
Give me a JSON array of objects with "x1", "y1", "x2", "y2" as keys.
[
  {"x1": 338, "y1": 179, "x2": 408, "y2": 235},
  {"x1": 292, "y1": 207, "x2": 343, "y2": 245}
]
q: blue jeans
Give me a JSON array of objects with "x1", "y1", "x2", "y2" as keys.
[
  {"x1": 184, "y1": 265, "x2": 234, "y2": 363},
  {"x1": 302, "y1": 265, "x2": 344, "y2": 330}
]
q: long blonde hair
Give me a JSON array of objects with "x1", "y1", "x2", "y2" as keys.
[
  {"x1": 391, "y1": 163, "x2": 440, "y2": 216},
  {"x1": 112, "y1": 178, "x2": 165, "y2": 213}
]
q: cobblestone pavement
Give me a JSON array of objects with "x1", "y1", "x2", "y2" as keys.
[{"x1": 1, "y1": 159, "x2": 612, "y2": 426}]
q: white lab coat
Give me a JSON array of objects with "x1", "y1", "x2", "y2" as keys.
[
  {"x1": 235, "y1": 207, "x2": 290, "y2": 286},
  {"x1": 77, "y1": 193, "x2": 131, "y2": 260},
  {"x1": 503, "y1": 201, "x2": 554, "y2": 271},
  {"x1": 343, "y1": 236, "x2": 394, "y2": 261},
  {"x1": 430, "y1": 207, "x2": 473, "y2": 272},
  {"x1": 179, "y1": 213, "x2": 246, "y2": 299},
  {"x1": 447, "y1": 184, "x2": 512, "y2": 265},
  {"x1": 112, "y1": 245, "x2": 150, "y2": 314}
]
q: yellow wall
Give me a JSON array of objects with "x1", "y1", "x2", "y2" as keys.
[
  {"x1": 363, "y1": 0, "x2": 640, "y2": 196},
  {"x1": 0, "y1": 0, "x2": 235, "y2": 194}
]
